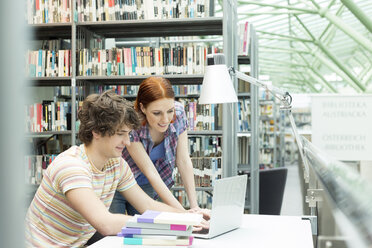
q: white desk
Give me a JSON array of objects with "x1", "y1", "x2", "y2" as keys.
[{"x1": 88, "y1": 214, "x2": 314, "y2": 248}]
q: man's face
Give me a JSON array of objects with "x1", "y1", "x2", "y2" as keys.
[{"x1": 97, "y1": 125, "x2": 131, "y2": 159}]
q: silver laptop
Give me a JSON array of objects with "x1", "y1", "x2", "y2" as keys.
[{"x1": 194, "y1": 174, "x2": 247, "y2": 239}]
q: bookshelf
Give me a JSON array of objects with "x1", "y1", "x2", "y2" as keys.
[
  {"x1": 26, "y1": 0, "x2": 230, "y2": 208},
  {"x1": 235, "y1": 23, "x2": 260, "y2": 213},
  {"x1": 26, "y1": 0, "x2": 262, "y2": 210}
]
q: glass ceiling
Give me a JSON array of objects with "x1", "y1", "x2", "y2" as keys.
[{"x1": 219, "y1": 0, "x2": 372, "y2": 93}]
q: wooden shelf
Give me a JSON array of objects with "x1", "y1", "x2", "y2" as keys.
[
  {"x1": 238, "y1": 56, "x2": 250, "y2": 65},
  {"x1": 76, "y1": 74, "x2": 204, "y2": 85},
  {"x1": 172, "y1": 186, "x2": 213, "y2": 191},
  {"x1": 238, "y1": 164, "x2": 251, "y2": 171},
  {"x1": 238, "y1": 92, "x2": 251, "y2": 97},
  {"x1": 77, "y1": 18, "x2": 223, "y2": 38},
  {"x1": 29, "y1": 22, "x2": 72, "y2": 40},
  {"x1": 28, "y1": 77, "x2": 72, "y2": 86},
  {"x1": 25, "y1": 131, "x2": 72, "y2": 138},
  {"x1": 188, "y1": 130, "x2": 223, "y2": 136}
]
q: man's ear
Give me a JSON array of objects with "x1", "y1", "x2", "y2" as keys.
[{"x1": 92, "y1": 131, "x2": 100, "y2": 139}]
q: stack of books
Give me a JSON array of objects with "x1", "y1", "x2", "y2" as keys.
[{"x1": 117, "y1": 210, "x2": 203, "y2": 246}]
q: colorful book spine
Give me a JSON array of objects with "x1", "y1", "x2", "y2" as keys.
[
  {"x1": 126, "y1": 215, "x2": 188, "y2": 231},
  {"x1": 123, "y1": 236, "x2": 193, "y2": 246},
  {"x1": 137, "y1": 210, "x2": 202, "y2": 226},
  {"x1": 119, "y1": 226, "x2": 192, "y2": 236}
]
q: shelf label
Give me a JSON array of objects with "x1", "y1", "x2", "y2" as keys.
[{"x1": 312, "y1": 95, "x2": 372, "y2": 161}]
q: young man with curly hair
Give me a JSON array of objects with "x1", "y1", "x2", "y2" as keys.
[{"x1": 25, "y1": 90, "x2": 187, "y2": 247}]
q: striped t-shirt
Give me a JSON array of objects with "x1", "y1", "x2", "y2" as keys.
[{"x1": 25, "y1": 144, "x2": 136, "y2": 247}]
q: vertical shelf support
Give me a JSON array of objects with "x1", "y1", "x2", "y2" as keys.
[
  {"x1": 250, "y1": 25, "x2": 260, "y2": 214},
  {"x1": 71, "y1": 0, "x2": 77, "y2": 145},
  {"x1": 222, "y1": 0, "x2": 238, "y2": 178}
]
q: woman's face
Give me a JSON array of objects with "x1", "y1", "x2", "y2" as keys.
[{"x1": 141, "y1": 98, "x2": 175, "y2": 133}]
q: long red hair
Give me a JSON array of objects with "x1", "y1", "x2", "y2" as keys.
[{"x1": 135, "y1": 76, "x2": 175, "y2": 125}]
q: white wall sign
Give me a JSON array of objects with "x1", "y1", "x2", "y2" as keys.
[{"x1": 312, "y1": 95, "x2": 372, "y2": 161}]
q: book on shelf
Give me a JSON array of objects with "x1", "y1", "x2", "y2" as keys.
[
  {"x1": 77, "y1": 44, "x2": 219, "y2": 77},
  {"x1": 75, "y1": 0, "x2": 211, "y2": 22},
  {"x1": 25, "y1": 154, "x2": 57, "y2": 185},
  {"x1": 237, "y1": 98, "x2": 251, "y2": 132},
  {"x1": 172, "y1": 188, "x2": 213, "y2": 209},
  {"x1": 122, "y1": 235, "x2": 193, "y2": 246},
  {"x1": 178, "y1": 98, "x2": 221, "y2": 131},
  {"x1": 27, "y1": 0, "x2": 71, "y2": 24},
  {"x1": 237, "y1": 21, "x2": 251, "y2": 57},
  {"x1": 238, "y1": 136, "x2": 250, "y2": 166},
  {"x1": 27, "y1": 49, "x2": 72, "y2": 77},
  {"x1": 25, "y1": 100, "x2": 79, "y2": 132}
]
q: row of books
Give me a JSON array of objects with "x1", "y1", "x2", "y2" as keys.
[
  {"x1": 180, "y1": 99, "x2": 221, "y2": 131},
  {"x1": 27, "y1": 49, "x2": 72, "y2": 77},
  {"x1": 78, "y1": 45, "x2": 218, "y2": 77},
  {"x1": 188, "y1": 136, "x2": 222, "y2": 157},
  {"x1": 93, "y1": 85, "x2": 201, "y2": 97},
  {"x1": 27, "y1": 0, "x2": 71, "y2": 24},
  {"x1": 173, "y1": 189, "x2": 212, "y2": 209},
  {"x1": 25, "y1": 154, "x2": 57, "y2": 184},
  {"x1": 117, "y1": 210, "x2": 202, "y2": 246},
  {"x1": 173, "y1": 85, "x2": 201, "y2": 96},
  {"x1": 54, "y1": 86, "x2": 85, "y2": 97},
  {"x1": 237, "y1": 21, "x2": 251, "y2": 57},
  {"x1": 76, "y1": 0, "x2": 212, "y2": 22},
  {"x1": 260, "y1": 104, "x2": 273, "y2": 116},
  {"x1": 94, "y1": 85, "x2": 139, "y2": 96},
  {"x1": 237, "y1": 98, "x2": 251, "y2": 132},
  {"x1": 25, "y1": 101, "x2": 72, "y2": 132},
  {"x1": 260, "y1": 119, "x2": 275, "y2": 133},
  {"x1": 260, "y1": 133, "x2": 276, "y2": 148},
  {"x1": 173, "y1": 156, "x2": 221, "y2": 188},
  {"x1": 238, "y1": 136, "x2": 250, "y2": 165}
]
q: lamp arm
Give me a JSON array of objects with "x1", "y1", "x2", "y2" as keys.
[{"x1": 229, "y1": 67, "x2": 310, "y2": 182}]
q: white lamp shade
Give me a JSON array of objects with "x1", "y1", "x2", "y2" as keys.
[{"x1": 199, "y1": 64, "x2": 238, "y2": 104}]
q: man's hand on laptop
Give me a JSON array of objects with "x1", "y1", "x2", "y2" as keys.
[
  {"x1": 188, "y1": 207, "x2": 211, "y2": 233},
  {"x1": 188, "y1": 206, "x2": 211, "y2": 221},
  {"x1": 192, "y1": 218, "x2": 210, "y2": 233}
]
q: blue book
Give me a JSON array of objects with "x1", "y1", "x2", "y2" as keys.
[
  {"x1": 123, "y1": 236, "x2": 193, "y2": 246},
  {"x1": 118, "y1": 226, "x2": 192, "y2": 236}
]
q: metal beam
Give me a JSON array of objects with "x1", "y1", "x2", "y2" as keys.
[
  {"x1": 260, "y1": 49, "x2": 308, "y2": 55},
  {"x1": 311, "y1": 50, "x2": 363, "y2": 92},
  {"x1": 237, "y1": 1, "x2": 318, "y2": 14},
  {"x1": 313, "y1": 6, "x2": 345, "y2": 70},
  {"x1": 257, "y1": 30, "x2": 313, "y2": 43},
  {"x1": 294, "y1": 16, "x2": 366, "y2": 92},
  {"x1": 308, "y1": 69, "x2": 337, "y2": 93},
  {"x1": 340, "y1": 0, "x2": 372, "y2": 34},
  {"x1": 316, "y1": 42, "x2": 365, "y2": 92},
  {"x1": 239, "y1": 11, "x2": 305, "y2": 16},
  {"x1": 260, "y1": 58, "x2": 307, "y2": 67},
  {"x1": 313, "y1": 4, "x2": 372, "y2": 53},
  {"x1": 260, "y1": 45, "x2": 310, "y2": 54},
  {"x1": 362, "y1": 68, "x2": 372, "y2": 86},
  {"x1": 259, "y1": 35, "x2": 310, "y2": 43},
  {"x1": 294, "y1": 53, "x2": 338, "y2": 93}
]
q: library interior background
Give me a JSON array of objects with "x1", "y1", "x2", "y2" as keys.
[{"x1": 1, "y1": 0, "x2": 372, "y2": 247}]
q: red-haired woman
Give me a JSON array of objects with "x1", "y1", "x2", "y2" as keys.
[{"x1": 110, "y1": 76, "x2": 204, "y2": 214}]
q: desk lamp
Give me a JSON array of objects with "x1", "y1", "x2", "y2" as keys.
[{"x1": 199, "y1": 53, "x2": 310, "y2": 182}]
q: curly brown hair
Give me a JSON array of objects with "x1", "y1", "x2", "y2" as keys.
[{"x1": 78, "y1": 90, "x2": 140, "y2": 145}]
